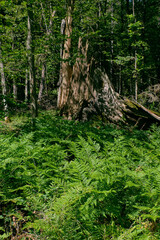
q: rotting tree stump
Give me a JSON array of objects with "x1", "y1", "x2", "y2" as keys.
[{"x1": 58, "y1": 67, "x2": 160, "y2": 129}]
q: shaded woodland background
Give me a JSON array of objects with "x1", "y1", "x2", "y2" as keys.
[{"x1": 0, "y1": 0, "x2": 160, "y2": 118}]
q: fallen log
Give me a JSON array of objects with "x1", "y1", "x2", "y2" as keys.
[
  {"x1": 58, "y1": 66, "x2": 160, "y2": 129},
  {"x1": 123, "y1": 98, "x2": 160, "y2": 129}
]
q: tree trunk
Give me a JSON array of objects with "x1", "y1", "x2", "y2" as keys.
[
  {"x1": 59, "y1": 56, "x2": 160, "y2": 128},
  {"x1": 57, "y1": 18, "x2": 66, "y2": 96},
  {"x1": 110, "y1": 0, "x2": 114, "y2": 83},
  {"x1": 57, "y1": 0, "x2": 122, "y2": 122},
  {"x1": 57, "y1": 1, "x2": 74, "y2": 114},
  {"x1": 0, "y1": 42, "x2": 9, "y2": 118},
  {"x1": 25, "y1": 69, "x2": 29, "y2": 102},
  {"x1": 58, "y1": 35, "x2": 160, "y2": 127},
  {"x1": 12, "y1": 34, "x2": 18, "y2": 101},
  {"x1": 13, "y1": 79, "x2": 17, "y2": 100},
  {"x1": 27, "y1": 2, "x2": 38, "y2": 118},
  {"x1": 134, "y1": 52, "x2": 138, "y2": 100},
  {"x1": 38, "y1": 63, "x2": 45, "y2": 102},
  {"x1": 58, "y1": 29, "x2": 123, "y2": 122},
  {"x1": 132, "y1": 0, "x2": 138, "y2": 101},
  {"x1": 57, "y1": 0, "x2": 160, "y2": 129}
]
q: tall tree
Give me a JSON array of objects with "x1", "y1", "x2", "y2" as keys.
[
  {"x1": 11, "y1": 34, "x2": 18, "y2": 100},
  {"x1": 57, "y1": 0, "x2": 160, "y2": 127},
  {"x1": 38, "y1": 62, "x2": 46, "y2": 101},
  {"x1": 132, "y1": 0, "x2": 138, "y2": 100},
  {"x1": 27, "y1": 1, "x2": 38, "y2": 118},
  {"x1": 57, "y1": 0, "x2": 74, "y2": 117},
  {"x1": 0, "y1": 42, "x2": 8, "y2": 119},
  {"x1": 57, "y1": 0, "x2": 124, "y2": 122}
]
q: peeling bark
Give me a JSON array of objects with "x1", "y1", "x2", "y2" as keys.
[{"x1": 57, "y1": 3, "x2": 73, "y2": 112}]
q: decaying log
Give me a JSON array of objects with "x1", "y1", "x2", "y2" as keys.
[
  {"x1": 58, "y1": 64, "x2": 160, "y2": 129},
  {"x1": 123, "y1": 99, "x2": 160, "y2": 129},
  {"x1": 71, "y1": 69, "x2": 160, "y2": 129},
  {"x1": 57, "y1": 27, "x2": 160, "y2": 128}
]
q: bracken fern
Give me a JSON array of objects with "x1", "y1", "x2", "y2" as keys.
[{"x1": 0, "y1": 112, "x2": 160, "y2": 239}]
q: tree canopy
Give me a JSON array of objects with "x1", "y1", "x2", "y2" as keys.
[{"x1": 0, "y1": 0, "x2": 160, "y2": 118}]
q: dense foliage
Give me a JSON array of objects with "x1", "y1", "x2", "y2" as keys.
[
  {"x1": 0, "y1": 111, "x2": 160, "y2": 239},
  {"x1": 0, "y1": 0, "x2": 160, "y2": 110}
]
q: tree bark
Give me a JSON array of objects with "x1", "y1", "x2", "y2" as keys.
[
  {"x1": 58, "y1": 30, "x2": 124, "y2": 122},
  {"x1": 38, "y1": 63, "x2": 45, "y2": 102},
  {"x1": 40, "y1": 2, "x2": 56, "y2": 36},
  {"x1": 0, "y1": 42, "x2": 9, "y2": 117},
  {"x1": 134, "y1": 52, "x2": 138, "y2": 100},
  {"x1": 57, "y1": 18, "x2": 66, "y2": 95},
  {"x1": 25, "y1": 69, "x2": 29, "y2": 102},
  {"x1": 57, "y1": 0, "x2": 123, "y2": 122},
  {"x1": 57, "y1": 1, "x2": 74, "y2": 113},
  {"x1": 12, "y1": 34, "x2": 18, "y2": 100},
  {"x1": 13, "y1": 79, "x2": 17, "y2": 100},
  {"x1": 27, "y1": 2, "x2": 38, "y2": 118}
]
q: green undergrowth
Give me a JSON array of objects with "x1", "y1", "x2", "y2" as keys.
[{"x1": 0, "y1": 110, "x2": 160, "y2": 239}]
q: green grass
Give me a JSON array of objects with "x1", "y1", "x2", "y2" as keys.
[{"x1": 0, "y1": 110, "x2": 160, "y2": 239}]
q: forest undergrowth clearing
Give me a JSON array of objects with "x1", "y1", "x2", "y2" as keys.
[{"x1": 0, "y1": 110, "x2": 160, "y2": 239}]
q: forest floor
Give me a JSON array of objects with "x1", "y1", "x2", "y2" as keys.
[{"x1": 0, "y1": 110, "x2": 160, "y2": 239}]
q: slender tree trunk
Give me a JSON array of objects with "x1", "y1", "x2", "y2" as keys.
[
  {"x1": 40, "y1": 2, "x2": 48, "y2": 33},
  {"x1": 120, "y1": 0, "x2": 125, "y2": 95},
  {"x1": 38, "y1": 63, "x2": 45, "y2": 101},
  {"x1": 48, "y1": 9, "x2": 56, "y2": 36},
  {"x1": 134, "y1": 52, "x2": 138, "y2": 100},
  {"x1": 40, "y1": 2, "x2": 56, "y2": 36},
  {"x1": 132, "y1": 0, "x2": 138, "y2": 100},
  {"x1": 13, "y1": 79, "x2": 17, "y2": 100},
  {"x1": 110, "y1": 0, "x2": 114, "y2": 83},
  {"x1": 25, "y1": 69, "x2": 29, "y2": 102},
  {"x1": 0, "y1": 42, "x2": 8, "y2": 118},
  {"x1": 12, "y1": 34, "x2": 18, "y2": 100},
  {"x1": 57, "y1": 19, "x2": 66, "y2": 105},
  {"x1": 119, "y1": 65, "x2": 122, "y2": 95},
  {"x1": 27, "y1": 2, "x2": 38, "y2": 119},
  {"x1": 45, "y1": 67, "x2": 48, "y2": 96}
]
